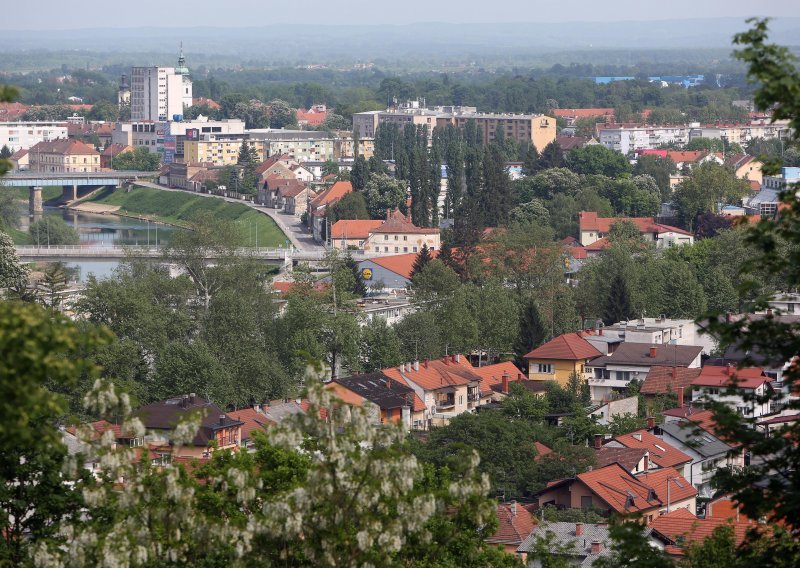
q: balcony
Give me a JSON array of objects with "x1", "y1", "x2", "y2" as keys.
[{"x1": 467, "y1": 392, "x2": 480, "y2": 403}]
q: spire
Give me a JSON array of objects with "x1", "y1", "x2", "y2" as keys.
[{"x1": 176, "y1": 42, "x2": 189, "y2": 75}]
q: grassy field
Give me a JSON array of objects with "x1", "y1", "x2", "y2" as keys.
[{"x1": 88, "y1": 187, "x2": 288, "y2": 248}]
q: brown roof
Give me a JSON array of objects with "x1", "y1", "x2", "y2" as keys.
[
  {"x1": 135, "y1": 395, "x2": 243, "y2": 447},
  {"x1": 588, "y1": 343, "x2": 702, "y2": 368},
  {"x1": 192, "y1": 97, "x2": 221, "y2": 110},
  {"x1": 578, "y1": 211, "x2": 692, "y2": 237},
  {"x1": 226, "y1": 408, "x2": 270, "y2": 441},
  {"x1": 552, "y1": 108, "x2": 614, "y2": 118},
  {"x1": 101, "y1": 143, "x2": 133, "y2": 157},
  {"x1": 648, "y1": 508, "x2": 751, "y2": 556},
  {"x1": 30, "y1": 138, "x2": 99, "y2": 156},
  {"x1": 369, "y1": 209, "x2": 439, "y2": 235},
  {"x1": 309, "y1": 180, "x2": 352, "y2": 208},
  {"x1": 524, "y1": 332, "x2": 602, "y2": 361},
  {"x1": 691, "y1": 365, "x2": 771, "y2": 390},
  {"x1": 367, "y1": 251, "x2": 438, "y2": 280},
  {"x1": 487, "y1": 502, "x2": 537, "y2": 546},
  {"x1": 595, "y1": 446, "x2": 648, "y2": 471},
  {"x1": 613, "y1": 430, "x2": 692, "y2": 469},
  {"x1": 641, "y1": 366, "x2": 702, "y2": 395},
  {"x1": 10, "y1": 149, "x2": 28, "y2": 160},
  {"x1": 471, "y1": 360, "x2": 526, "y2": 396},
  {"x1": 556, "y1": 135, "x2": 593, "y2": 151}
]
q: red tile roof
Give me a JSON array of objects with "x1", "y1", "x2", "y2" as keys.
[
  {"x1": 331, "y1": 219, "x2": 383, "y2": 240},
  {"x1": 534, "y1": 441, "x2": 553, "y2": 458},
  {"x1": 192, "y1": 97, "x2": 221, "y2": 110},
  {"x1": 552, "y1": 108, "x2": 614, "y2": 118},
  {"x1": 595, "y1": 446, "x2": 648, "y2": 471},
  {"x1": 226, "y1": 408, "x2": 270, "y2": 441},
  {"x1": 296, "y1": 108, "x2": 328, "y2": 126},
  {"x1": 578, "y1": 211, "x2": 692, "y2": 237},
  {"x1": 65, "y1": 419, "x2": 133, "y2": 440},
  {"x1": 488, "y1": 502, "x2": 537, "y2": 546},
  {"x1": 367, "y1": 251, "x2": 438, "y2": 280},
  {"x1": 471, "y1": 360, "x2": 526, "y2": 396},
  {"x1": 691, "y1": 365, "x2": 772, "y2": 390},
  {"x1": 383, "y1": 356, "x2": 481, "y2": 392},
  {"x1": 613, "y1": 430, "x2": 692, "y2": 469},
  {"x1": 101, "y1": 143, "x2": 133, "y2": 157},
  {"x1": 576, "y1": 463, "x2": 663, "y2": 514},
  {"x1": 309, "y1": 180, "x2": 352, "y2": 208},
  {"x1": 641, "y1": 366, "x2": 702, "y2": 395},
  {"x1": 524, "y1": 332, "x2": 602, "y2": 361},
  {"x1": 0, "y1": 101, "x2": 29, "y2": 120},
  {"x1": 369, "y1": 209, "x2": 439, "y2": 235},
  {"x1": 635, "y1": 468, "x2": 697, "y2": 504},
  {"x1": 30, "y1": 138, "x2": 99, "y2": 156},
  {"x1": 649, "y1": 508, "x2": 750, "y2": 556}
]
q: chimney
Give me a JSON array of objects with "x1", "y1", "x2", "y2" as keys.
[
  {"x1": 591, "y1": 541, "x2": 603, "y2": 554},
  {"x1": 649, "y1": 346, "x2": 658, "y2": 358},
  {"x1": 219, "y1": 414, "x2": 225, "y2": 426},
  {"x1": 518, "y1": 373, "x2": 524, "y2": 381},
  {"x1": 386, "y1": 208, "x2": 391, "y2": 221},
  {"x1": 593, "y1": 434, "x2": 603, "y2": 449},
  {"x1": 455, "y1": 354, "x2": 461, "y2": 363},
  {"x1": 501, "y1": 372, "x2": 510, "y2": 394},
  {"x1": 726, "y1": 365, "x2": 733, "y2": 376},
  {"x1": 766, "y1": 308, "x2": 773, "y2": 317},
  {"x1": 599, "y1": 328, "x2": 603, "y2": 336},
  {"x1": 253, "y1": 403, "x2": 261, "y2": 413},
  {"x1": 423, "y1": 358, "x2": 429, "y2": 369},
  {"x1": 646, "y1": 417, "x2": 656, "y2": 429},
  {"x1": 633, "y1": 432, "x2": 642, "y2": 441},
  {"x1": 575, "y1": 523, "x2": 584, "y2": 536},
  {"x1": 442, "y1": 356, "x2": 449, "y2": 365},
  {"x1": 677, "y1": 386, "x2": 684, "y2": 408},
  {"x1": 511, "y1": 501, "x2": 517, "y2": 517},
  {"x1": 189, "y1": 393, "x2": 196, "y2": 403},
  {"x1": 643, "y1": 453, "x2": 650, "y2": 471},
  {"x1": 413, "y1": 361, "x2": 419, "y2": 371}
]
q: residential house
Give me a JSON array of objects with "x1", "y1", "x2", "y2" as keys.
[
  {"x1": 134, "y1": 394, "x2": 243, "y2": 459},
  {"x1": 357, "y1": 296, "x2": 416, "y2": 326},
  {"x1": 470, "y1": 360, "x2": 544, "y2": 404},
  {"x1": 691, "y1": 365, "x2": 775, "y2": 419},
  {"x1": 486, "y1": 502, "x2": 536, "y2": 555},
  {"x1": 382, "y1": 355, "x2": 482, "y2": 428},
  {"x1": 289, "y1": 163, "x2": 314, "y2": 183},
  {"x1": 586, "y1": 395, "x2": 639, "y2": 426},
  {"x1": 533, "y1": 463, "x2": 696, "y2": 523},
  {"x1": 641, "y1": 366, "x2": 702, "y2": 399},
  {"x1": 255, "y1": 154, "x2": 296, "y2": 182},
  {"x1": 283, "y1": 184, "x2": 316, "y2": 216},
  {"x1": 166, "y1": 161, "x2": 215, "y2": 190},
  {"x1": 598, "y1": 123, "x2": 690, "y2": 154},
  {"x1": 296, "y1": 104, "x2": 328, "y2": 128},
  {"x1": 187, "y1": 168, "x2": 219, "y2": 192},
  {"x1": 578, "y1": 211, "x2": 694, "y2": 249},
  {"x1": 226, "y1": 406, "x2": 272, "y2": 449},
  {"x1": 307, "y1": 181, "x2": 353, "y2": 242},
  {"x1": 28, "y1": 139, "x2": 101, "y2": 173},
  {"x1": 587, "y1": 343, "x2": 702, "y2": 403},
  {"x1": 600, "y1": 316, "x2": 717, "y2": 355},
  {"x1": 658, "y1": 410, "x2": 745, "y2": 497},
  {"x1": 593, "y1": 444, "x2": 650, "y2": 474},
  {"x1": 331, "y1": 219, "x2": 384, "y2": 250},
  {"x1": 362, "y1": 209, "x2": 440, "y2": 256},
  {"x1": 555, "y1": 135, "x2": 598, "y2": 151},
  {"x1": 524, "y1": 332, "x2": 602, "y2": 386},
  {"x1": 100, "y1": 143, "x2": 133, "y2": 169},
  {"x1": 9, "y1": 148, "x2": 28, "y2": 170},
  {"x1": 327, "y1": 372, "x2": 424, "y2": 429},
  {"x1": 648, "y1": 506, "x2": 754, "y2": 558},
  {"x1": 518, "y1": 522, "x2": 613, "y2": 567},
  {"x1": 262, "y1": 176, "x2": 308, "y2": 210},
  {"x1": 552, "y1": 108, "x2": 614, "y2": 127},
  {"x1": 604, "y1": 429, "x2": 693, "y2": 480},
  {"x1": 726, "y1": 153, "x2": 763, "y2": 185}
]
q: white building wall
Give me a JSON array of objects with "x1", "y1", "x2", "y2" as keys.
[{"x1": 0, "y1": 122, "x2": 69, "y2": 152}]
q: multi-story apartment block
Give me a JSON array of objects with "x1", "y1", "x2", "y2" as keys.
[
  {"x1": 246, "y1": 130, "x2": 336, "y2": 162},
  {"x1": 130, "y1": 49, "x2": 192, "y2": 122},
  {"x1": 0, "y1": 121, "x2": 69, "y2": 152},
  {"x1": 183, "y1": 138, "x2": 266, "y2": 167},
  {"x1": 28, "y1": 139, "x2": 100, "y2": 173},
  {"x1": 598, "y1": 123, "x2": 690, "y2": 154},
  {"x1": 111, "y1": 122, "x2": 162, "y2": 152}
]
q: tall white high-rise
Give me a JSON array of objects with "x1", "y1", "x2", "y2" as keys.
[{"x1": 130, "y1": 47, "x2": 193, "y2": 122}]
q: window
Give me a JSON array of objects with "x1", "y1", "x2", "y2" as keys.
[
  {"x1": 403, "y1": 235, "x2": 408, "y2": 241},
  {"x1": 394, "y1": 247, "x2": 399, "y2": 253},
  {"x1": 581, "y1": 496, "x2": 593, "y2": 509},
  {"x1": 384, "y1": 247, "x2": 388, "y2": 252},
  {"x1": 384, "y1": 235, "x2": 388, "y2": 240},
  {"x1": 394, "y1": 235, "x2": 398, "y2": 240},
  {"x1": 537, "y1": 363, "x2": 553, "y2": 374},
  {"x1": 403, "y1": 247, "x2": 408, "y2": 252},
  {"x1": 413, "y1": 247, "x2": 418, "y2": 252}
]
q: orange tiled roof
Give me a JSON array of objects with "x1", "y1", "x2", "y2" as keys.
[
  {"x1": 382, "y1": 356, "x2": 480, "y2": 392},
  {"x1": 534, "y1": 441, "x2": 553, "y2": 458},
  {"x1": 369, "y1": 209, "x2": 439, "y2": 235},
  {"x1": 614, "y1": 430, "x2": 692, "y2": 469},
  {"x1": 226, "y1": 408, "x2": 270, "y2": 441},
  {"x1": 65, "y1": 419, "x2": 132, "y2": 440},
  {"x1": 471, "y1": 360, "x2": 526, "y2": 396},
  {"x1": 595, "y1": 446, "x2": 648, "y2": 471},
  {"x1": 576, "y1": 463, "x2": 662, "y2": 514},
  {"x1": 635, "y1": 468, "x2": 697, "y2": 504},
  {"x1": 641, "y1": 366, "x2": 702, "y2": 395},
  {"x1": 368, "y1": 251, "x2": 438, "y2": 280},
  {"x1": 524, "y1": 332, "x2": 602, "y2": 362},
  {"x1": 649, "y1": 508, "x2": 750, "y2": 556},
  {"x1": 578, "y1": 211, "x2": 692, "y2": 236},
  {"x1": 30, "y1": 138, "x2": 99, "y2": 156},
  {"x1": 309, "y1": 180, "x2": 352, "y2": 208},
  {"x1": 691, "y1": 365, "x2": 771, "y2": 390},
  {"x1": 488, "y1": 502, "x2": 537, "y2": 546},
  {"x1": 192, "y1": 97, "x2": 221, "y2": 110},
  {"x1": 331, "y1": 219, "x2": 383, "y2": 240},
  {"x1": 552, "y1": 108, "x2": 614, "y2": 118}
]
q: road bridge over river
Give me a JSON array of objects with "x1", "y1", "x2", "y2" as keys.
[{"x1": 1, "y1": 172, "x2": 157, "y2": 214}]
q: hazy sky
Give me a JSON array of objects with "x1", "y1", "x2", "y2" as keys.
[{"x1": 4, "y1": 0, "x2": 800, "y2": 30}]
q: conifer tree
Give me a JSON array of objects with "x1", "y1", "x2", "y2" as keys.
[
  {"x1": 603, "y1": 273, "x2": 632, "y2": 325},
  {"x1": 522, "y1": 144, "x2": 540, "y2": 175},
  {"x1": 538, "y1": 141, "x2": 565, "y2": 169},
  {"x1": 514, "y1": 298, "x2": 546, "y2": 369},
  {"x1": 410, "y1": 244, "x2": 433, "y2": 278}
]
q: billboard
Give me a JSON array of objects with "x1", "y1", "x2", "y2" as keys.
[{"x1": 186, "y1": 128, "x2": 200, "y2": 141}]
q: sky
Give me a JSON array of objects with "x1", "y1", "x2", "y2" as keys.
[{"x1": 4, "y1": 0, "x2": 800, "y2": 30}]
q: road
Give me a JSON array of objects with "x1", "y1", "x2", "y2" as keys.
[{"x1": 132, "y1": 181, "x2": 322, "y2": 253}]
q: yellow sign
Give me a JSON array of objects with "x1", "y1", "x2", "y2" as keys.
[{"x1": 361, "y1": 268, "x2": 373, "y2": 280}]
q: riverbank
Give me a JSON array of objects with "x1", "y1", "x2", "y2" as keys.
[{"x1": 84, "y1": 186, "x2": 288, "y2": 248}]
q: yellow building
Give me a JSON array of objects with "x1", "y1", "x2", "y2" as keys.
[
  {"x1": 447, "y1": 113, "x2": 557, "y2": 151},
  {"x1": 28, "y1": 139, "x2": 100, "y2": 173},
  {"x1": 183, "y1": 139, "x2": 266, "y2": 166},
  {"x1": 524, "y1": 332, "x2": 602, "y2": 386}
]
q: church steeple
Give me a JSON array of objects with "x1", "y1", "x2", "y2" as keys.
[{"x1": 176, "y1": 42, "x2": 189, "y2": 76}]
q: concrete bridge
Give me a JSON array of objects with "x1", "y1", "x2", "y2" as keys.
[
  {"x1": 15, "y1": 244, "x2": 380, "y2": 266},
  {"x1": 1, "y1": 171, "x2": 157, "y2": 214}
]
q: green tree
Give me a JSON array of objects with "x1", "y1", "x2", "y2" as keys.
[
  {"x1": 321, "y1": 159, "x2": 339, "y2": 177},
  {"x1": 410, "y1": 259, "x2": 460, "y2": 309},
  {"x1": 566, "y1": 144, "x2": 631, "y2": 178},
  {"x1": 269, "y1": 99, "x2": 297, "y2": 129},
  {"x1": 29, "y1": 216, "x2": 79, "y2": 246},
  {"x1": 686, "y1": 136, "x2": 726, "y2": 153},
  {"x1": 111, "y1": 146, "x2": 161, "y2": 171},
  {"x1": 673, "y1": 162, "x2": 750, "y2": 231},
  {"x1": 0, "y1": 231, "x2": 28, "y2": 290},
  {"x1": 86, "y1": 100, "x2": 119, "y2": 122},
  {"x1": 326, "y1": 191, "x2": 369, "y2": 224},
  {"x1": 633, "y1": 155, "x2": 677, "y2": 202},
  {"x1": 363, "y1": 173, "x2": 406, "y2": 219},
  {"x1": 39, "y1": 261, "x2": 68, "y2": 311},
  {"x1": 350, "y1": 155, "x2": 369, "y2": 191},
  {"x1": 0, "y1": 144, "x2": 11, "y2": 159},
  {"x1": 410, "y1": 243, "x2": 433, "y2": 278},
  {"x1": 359, "y1": 317, "x2": 403, "y2": 372},
  {"x1": 509, "y1": 199, "x2": 550, "y2": 226},
  {"x1": 514, "y1": 297, "x2": 547, "y2": 369},
  {"x1": 603, "y1": 273, "x2": 632, "y2": 325},
  {"x1": 522, "y1": 143, "x2": 540, "y2": 175},
  {"x1": 538, "y1": 141, "x2": 564, "y2": 169}
]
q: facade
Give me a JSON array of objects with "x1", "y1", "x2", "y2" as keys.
[
  {"x1": 726, "y1": 153, "x2": 763, "y2": 184},
  {"x1": 524, "y1": 332, "x2": 602, "y2": 385},
  {"x1": 246, "y1": 130, "x2": 337, "y2": 162},
  {"x1": 362, "y1": 209, "x2": 440, "y2": 256},
  {"x1": 600, "y1": 317, "x2": 716, "y2": 355},
  {"x1": 28, "y1": 139, "x2": 100, "y2": 173},
  {"x1": 518, "y1": 522, "x2": 612, "y2": 567},
  {"x1": 587, "y1": 343, "x2": 702, "y2": 402},
  {"x1": 130, "y1": 50, "x2": 192, "y2": 122},
  {"x1": 183, "y1": 138, "x2": 266, "y2": 166},
  {"x1": 9, "y1": 149, "x2": 28, "y2": 170},
  {"x1": 330, "y1": 219, "x2": 383, "y2": 250},
  {"x1": 357, "y1": 252, "x2": 425, "y2": 292},
  {"x1": 691, "y1": 365, "x2": 775, "y2": 419},
  {"x1": 598, "y1": 123, "x2": 690, "y2": 154},
  {"x1": 307, "y1": 181, "x2": 354, "y2": 241},
  {"x1": 111, "y1": 121, "x2": 162, "y2": 153},
  {"x1": 0, "y1": 121, "x2": 68, "y2": 152},
  {"x1": 578, "y1": 211, "x2": 694, "y2": 249},
  {"x1": 357, "y1": 297, "x2": 416, "y2": 326}
]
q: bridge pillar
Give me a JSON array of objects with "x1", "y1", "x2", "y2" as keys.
[
  {"x1": 62, "y1": 184, "x2": 78, "y2": 202},
  {"x1": 29, "y1": 186, "x2": 43, "y2": 216}
]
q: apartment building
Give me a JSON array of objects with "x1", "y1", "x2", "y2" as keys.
[
  {"x1": 598, "y1": 123, "x2": 690, "y2": 154},
  {"x1": 130, "y1": 50, "x2": 192, "y2": 122},
  {"x1": 183, "y1": 138, "x2": 266, "y2": 166},
  {"x1": 0, "y1": 121, "x2": 69, "y2": 152}
]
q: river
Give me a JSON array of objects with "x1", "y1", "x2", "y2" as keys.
[{"x1": 19, "y1": 207, "x2": 178, "y2": 282}]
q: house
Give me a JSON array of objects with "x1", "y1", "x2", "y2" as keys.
[
  {"x1": 533, "y1": 463, "x2": 696, "y2": 523},
  {"x1": 552, "y1": 108, "x2": 614, "y2": 127},
  {"x1": 604, "y1": 429, "x2": 692, "y2": 480},
  {"x1": 100, "y1": 143, "x2": 134, "y2": 169},
  {"x1": 725, "y1": 153, "x2": 763, "y2": 185},
  {"x1": 327, "y1": 372, "x2": 424, "y2": 429},
  {"x1": 262, "y1": 176, "x2": 308, "y2": 210},
  {"x1": 586, "y1": 395, "x2": 639, "y2": 426},
  {"x1": 9, "y1": 148, "x2": 28, "y2": 170},
  {"x1": 648, "y1": 507, "x2": 752, "y2": 557},
  {"x1": 331, "y1": 219, "x2": 384, "y2": 250},
  {"x1": 641, "y1": 366, "x2": 702, "y2": 398},
  {"x1": 486, "y1": 501, "x2": 536, "y2": 555},
  {"x1": 657, "y1": 410, "x2": 744, "y2": 497},
  {"x1": 307, "y1": 181, "x2": 353, "y2": 241},
  {"x1": 134, "y1": 393, "x2": 243, "y2": 459},
  {"x1": 226, "y1": 406, "x2": 272, "y2": 449},
  {"x1": 296, "y1": 104, "x2": 328, "y2": 128},
  {"x1": 28, "y1": 139, "x2": 101, "y2": 173},
  {"x1": 690, "y1": 365, "x2": 775, "y2": 419},
  {"x1": 517, "y1": 522, "x2": 612, "y2": 567},
  {"x1": 600, "y1": 316, "x2": 717, "y2": 355},
  {"x1": 187, "y1": 168, "x2": 219, "y2": 192},
  {"x1": 289, "y1": 163, "x2": 314, "y2": 183},
  {"x1": 362, "y1": 209, "x2": 440, "y2": 256},
  {"x1": 382, "y1": 355, "x2": 482, "y2": 428},
  {"x1": 254, "y1": 154, "x2": 296, "y2": 184},
  {"x1": 593, "y1": 444, "x2": 649, "y2": 474},
  {"x1": 470, "y1": 360, "x2": 545, "y2": 403},
  {"x1": 578, "y1": 211, "x2": 694, "y2": 249},
  {"x1": 524, "y1": 332, "x2": 602, "y2": 386},
  {"x1": 587, "y1": 343, "x2": 703, "y2": 403},
  {"x1": 282, "y1": 184, "x2": 316, "y2": 216}
]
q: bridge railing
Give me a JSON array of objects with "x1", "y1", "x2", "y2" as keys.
[{"x1": 15, "y1": 244, "x2": 382, "y2": 260}]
